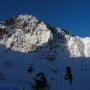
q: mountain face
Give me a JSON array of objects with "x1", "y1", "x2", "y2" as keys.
[
  {"x1": 0, "y1": 14, "x2": 90, "y2": 90},
  {"x1": 0, "y1": 14, "x2": 90, "y2": 57}
]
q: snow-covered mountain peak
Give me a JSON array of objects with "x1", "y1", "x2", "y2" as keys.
[
  {"x1": 0, "y1": 14, "x2": 90, "y2": 57},
  {"x1": 0, "y1": 14, "x2": 53, "y2": 53}
]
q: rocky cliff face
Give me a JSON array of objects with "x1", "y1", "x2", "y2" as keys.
[{"x1": 0, "y1": 14, "x2": 90, "y2": 57}]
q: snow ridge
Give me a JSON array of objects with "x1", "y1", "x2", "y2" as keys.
[{"x1": 0, "y1": 14, "x2": 90, "y2": 57}]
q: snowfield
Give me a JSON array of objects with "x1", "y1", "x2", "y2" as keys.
[
  {"x1": 0, "y1": 14, "x2": 90, "y2": 90},
  {"x1": 0, "y1": 46, "x2": 90, "y2": 90}
]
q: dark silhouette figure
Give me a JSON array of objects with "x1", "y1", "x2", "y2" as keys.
[
  {"x1": 33, "y1": 73, "x2": 49, "y2": 90},
  {"x1": 64, "y1": 66, "x2": 73, "y2": 84}
]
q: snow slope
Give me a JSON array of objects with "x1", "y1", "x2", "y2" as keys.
[
  {"x1": 0, "y1": 46, "x2": 90, "y2": 90},
  {"x1": 0, "y1": 14, "x2": 90, "y2": 90}
]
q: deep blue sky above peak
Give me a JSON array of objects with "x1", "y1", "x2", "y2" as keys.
[{"x1": 0, "y1": 0, "x2": 90, "y2": 37}]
